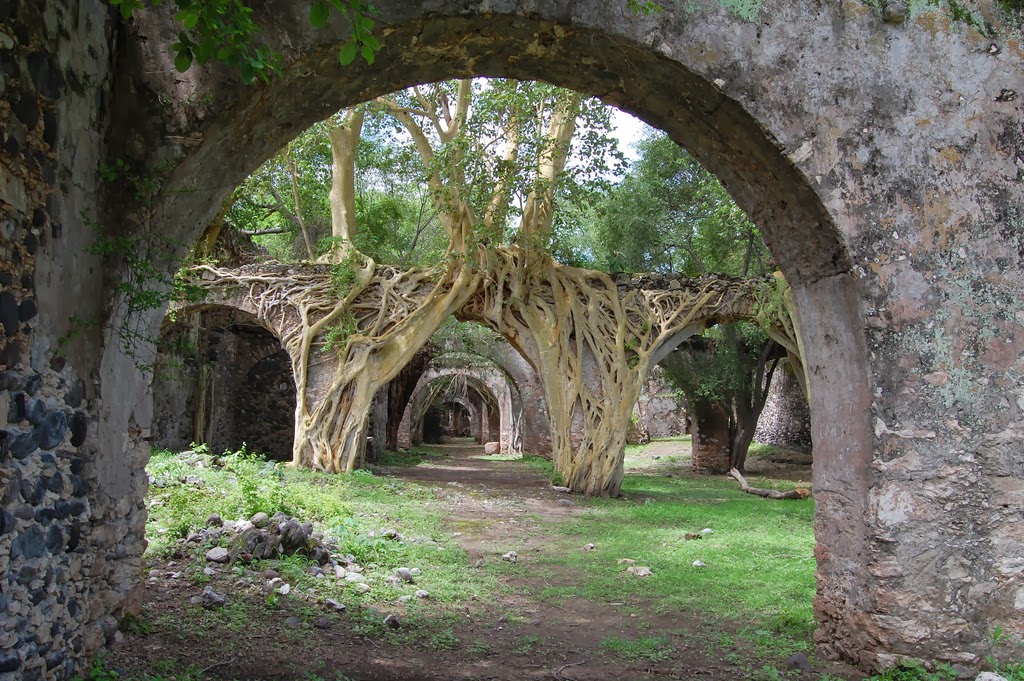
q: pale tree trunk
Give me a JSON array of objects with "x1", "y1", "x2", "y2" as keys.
[
  {"x1": 519, "y1": 92, "x2": 581, "y2": 249},
  {"x1": 290, "y1": 263, "x2": 480, "y2": 471},
  {"x1": 323, "y1": 107, "x2": 365, "y2": 262},
  {"x1": 460, "y1": 249, "x2": 740, "y2": 496},
  {"x1": 379, "y1": 80, "x2": 477, "y2": 254},
  {"x1": 285, "y1": 146, "x2": 316, "y2": 260}
]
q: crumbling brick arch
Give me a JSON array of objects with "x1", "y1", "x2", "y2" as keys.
[
  {"x1": 402, "y1": 367, "x2": 513, "y2": 451},
  {"x1": 153, "y1": 305, "x2": 298, "y2": 460},
  {"x1": 4, "y1": 1, "x2": 1021, "y2": 676},
  {"x1": 113, "y1": 4, "x2": 1024, "y2": 667}
]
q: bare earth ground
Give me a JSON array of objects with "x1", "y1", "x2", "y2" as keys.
[{"x1": 108, "y1": 440, "x2": 860, "y2": 681}]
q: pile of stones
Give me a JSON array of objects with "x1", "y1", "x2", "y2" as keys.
[{"x1": 188, "y1": 511, "x2": 334, "y2": 565}]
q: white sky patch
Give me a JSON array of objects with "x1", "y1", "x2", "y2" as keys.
[{"x1": 610, "y1": 107, "x2": 653, "y2": 164}]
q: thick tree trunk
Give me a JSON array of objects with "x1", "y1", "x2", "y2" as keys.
[
  {"x1": 325, "y1": 108, "x2": 365, "y2": 261},
  {"x1": 690, "y1": 400, "x2": 732, "y2": 474}
]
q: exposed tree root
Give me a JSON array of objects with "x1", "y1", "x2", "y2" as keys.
[
  {"x1": 186, "y1": 250, "x2": 795, "y2": 495},
  {"x1": 729, "y1": 468, "x2": 811, "y2": 500}
]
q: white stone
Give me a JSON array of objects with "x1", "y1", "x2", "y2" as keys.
[
  {"x1": 974, "y1": 672, "x2": 1007, "y2": 681},
  {"x1": 1015, "y1": 587, "x2": 1024, "y2": 611},
  {"x1": 278, "y1": 583, "x2": 291, "y2": 595},
  {"x1": 414, "y1": 589, "x2": 429, "y2": 599},
  {"x1": 205, "y1": 547, "x2": 229, "y2": 563}
]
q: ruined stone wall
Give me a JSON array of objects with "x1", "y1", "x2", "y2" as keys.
[
  {"x1": 151, "y1": 311, "x2": 294, "y2": 461},
  {"x1": 636, "y1": 365, "x2": 687, "y2": 440},
  {"x1": 754, "y1": 369, "x2": 812, "y2": 454},
  {"x1": 483, "y1": 343, "x2": 551, "y2": 456},
  {"x1": 3, "y1": 0, "x2": 1024, "y2": 675},
  {"x1": 1, "y1": 2, "x2": 149, "y2": 678}
]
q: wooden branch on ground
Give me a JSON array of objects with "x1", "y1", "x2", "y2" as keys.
[{"x1": 729, "y1": 468, "x2": 810, "y2": 500}]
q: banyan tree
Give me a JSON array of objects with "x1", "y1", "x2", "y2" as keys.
[{"x1": 184, "y1": 78, "x2": 802, "y2": 496}]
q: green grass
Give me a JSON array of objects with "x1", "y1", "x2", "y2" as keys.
[
  {"x1": 520, "y1": 454, "x2": 561, "y2": 484},
  {"x1": 374, "y1": 447, "x2": 444, "y2": 467},
  {"x1": 601, "y1": 634, "x2": 674, "y2": 661},
  {"x1": 145, "y1": 447, "x2": 498, "y2": 609},
  {"x1": 525, "y1": 470, "x2": 816, "y2": 655}
]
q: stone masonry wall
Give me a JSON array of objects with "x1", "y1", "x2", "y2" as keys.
[
  {"x1": 754, "y1": 368, "x2": 812, "y2": 454},
  {"x1": 152, "y1": 310, "x2": 295, "y2": 461},
  {"x1": 1, "y1": 1, "x2": 145, "y2": 678}
]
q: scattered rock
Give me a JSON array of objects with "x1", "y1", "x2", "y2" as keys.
[
  {"x1": 584, "y1": 543, "x2": 597, "y2": 551},
  {"x1": 414, "y1": 589, "x2": 429, "y2": 599},
  {"x1": 398, "y1": 595, "x2": 412, "y2": 603},
  {"x1": 700, "y1": 528, "x2": 714, "y2": 535},
  {"x1": 250, "y1": 512, "x2": 271, "y2": 528},
  {"x1": 262, "y1": 570, "x2": 279, "y2": 579},
  {"x1": 353, "y1": 582, "x2": 371, "y2": 593},
  {"x1": 205, "y1": 547, "x2": 230, "y2": 564},
  {"x1": 344, "y1": 573, "x2": 365, "y2": 583},
  {"x1": 626, "y1": 566, "x2": 653, "y2": 577},
  {"x1": 285, "y1": 616, "x2": 302, "y2": 628},
  {"x1": 278, "y1": 583, "x2": 291, "y2": 595},
  {"x1": 616, "y1": 558, "x2": 636, "y2": 565},
  {"x1": 484, "y1": 441, "x2": 501, "y2": 454},
  {"x1": 473, "y1": 558, "x2": 484, "y2": 568},
  {"x1": 558, "y1": 499, "x2": 575, "y2": 507},
  {"x1": 313, "y1": 617, "x2": 332, "y2": 630},
  {"x1": 383, "y1": 614, "x2": 401, "y2": 629},
  {"x1": 692, "y1": 560, "x2": 706, "y2": 568},
  {"x1": 200, "y1": 587, "x2": 226, "y2": 610},
  {"x1": 325, "y1": 599, "x2": 346, "y2": 613},
  {"x1": 380, "y1": 529, "x2": 403, "y2": 541},
  {"x1": 501, "y1": 551, "x2": 518, "y2": 563},
  {"x1": 785, "y1": 652, "x2": 811, "y2": 672},
  {"x1": 395, "y1": 567, "x2": 415, "y2": 583},
  {"x1": 551, "y1": 485, "x2": 572, "y2": 493},
  {"x1": 202, "y1": 567, "x2": 217, "y2": 577},
  {"x1": 975, "y1": 674, "x2": 1008, "y2": 681},
  {"x1": 409, "y1": 567, "x2": 421, "y2": 577}
]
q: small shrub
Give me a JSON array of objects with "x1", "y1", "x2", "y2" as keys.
[{"x1": 223, "y1": 445, "x2": 287, "y2": 517}]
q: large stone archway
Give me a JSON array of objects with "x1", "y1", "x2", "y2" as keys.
[{"x1": 2, "y1": 1, "x2": 1022, "y2": 676}]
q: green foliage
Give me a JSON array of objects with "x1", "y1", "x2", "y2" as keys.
[
  {"x1": 223, "y1": 445, "x2": 288, "y2": 517},
  {"x1": 70, "y1": 654, "x2": 121, "y2": 681},
  {"x1": 864, "y1": 658, "x2": 958, "y2": 681},
  {"x1": 109, "y1": 0, "x2": 379, "y2": 84},
  {"x1": 590, "y1": 131, "x2": 769, "y2": 277},
  {"x1": 627, "y1": 0, "x2": 664, "y2": 15}
]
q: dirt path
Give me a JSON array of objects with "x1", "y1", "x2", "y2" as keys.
[{"x1": 108, "y1": 441, "x2": 858, "y2": 681}]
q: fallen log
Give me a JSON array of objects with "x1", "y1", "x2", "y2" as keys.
[{"x1": 729, "y1": 468, "x2": 811, "y2": 500}]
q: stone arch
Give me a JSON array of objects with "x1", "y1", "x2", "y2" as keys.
[
  {"x1": 401, "y1": 367, "x2": 514, "y2": 451},
  {"x1": 153, "y1": 305, "x2": 298, "y2": 460},
  {"x1": 113, "y1": 4, "x2": 1023, "y2": 665},
  {"x1": 4, "y1": 1, "x2": 1020, "y2": 675}
]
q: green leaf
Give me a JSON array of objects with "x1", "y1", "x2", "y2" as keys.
[
  {"x1": 309, "y1": 1, "x2": 330, "y2": 28},
  {"x1": 361, "y1": 33, "x2": 380, "y2": 51},
  {"x1": 175, "y1": 9, "x2": 199, "y2": 29},
  {"x1": 173, "y1": 49, "x2": 193, "y2": 73},
  {"x1": 360, "y1": 42, "x2": 375, "y2": 65},
  {"x1": 338, "y1": 41, "x2": 358, "y2": 65},
  {"x1": 239, "y1": 62, "x2": 255, "y2": 84}
]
